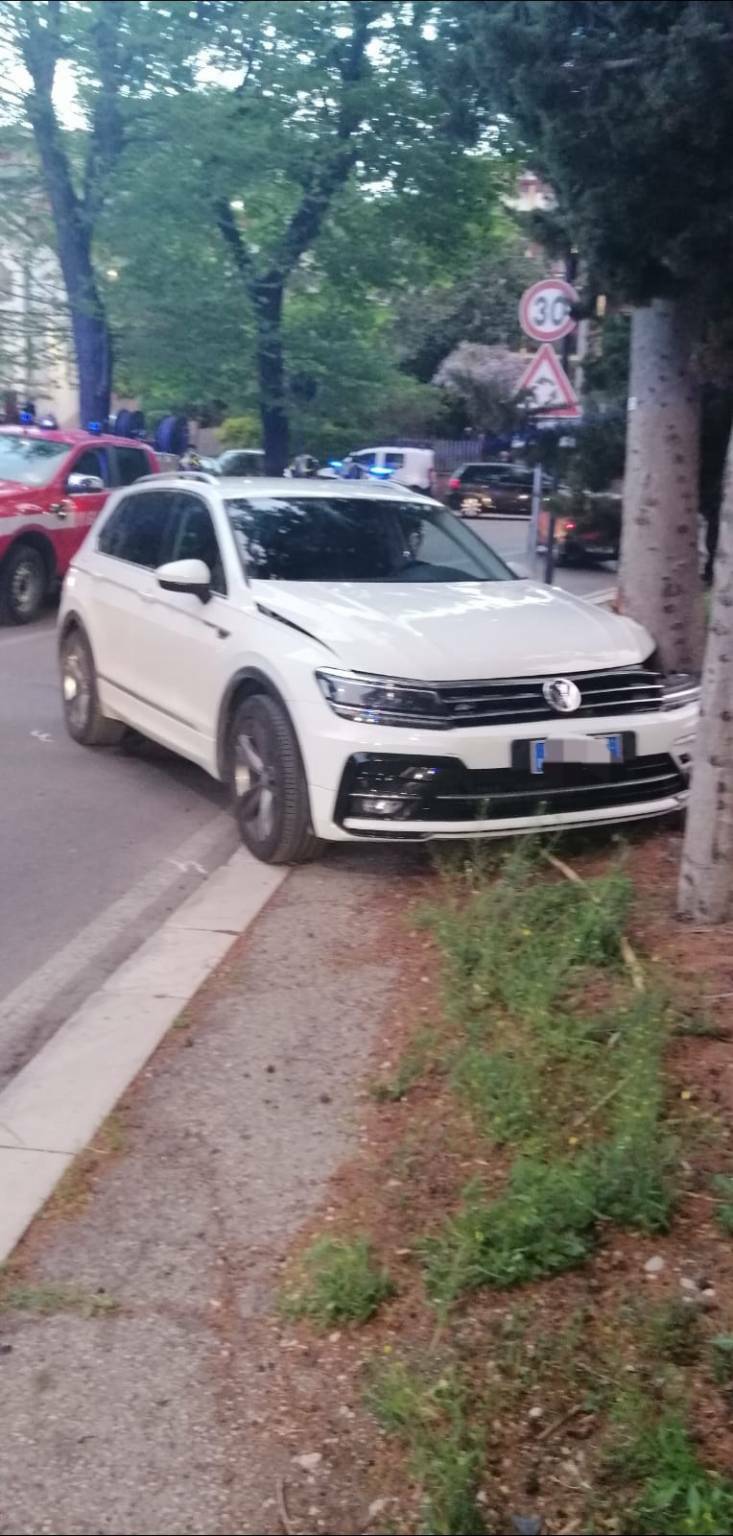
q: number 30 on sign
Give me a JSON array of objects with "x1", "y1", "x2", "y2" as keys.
[{"x1": 519, "y1": 278, "x2": 578, "y2": 343}]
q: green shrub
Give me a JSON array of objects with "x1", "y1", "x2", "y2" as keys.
[{"x1": 281, "y1": 1236, "x2": 393, "y2": 1327}]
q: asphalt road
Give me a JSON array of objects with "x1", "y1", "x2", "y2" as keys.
[
  {"x1": 0, "y1": 546, "x2": 613, "y2": 1087},
  {"x1": 469, "y1": 514, "x2": 617, "y2": 599},
  {"x1": 0, "y1": 616, "x2": 237, "y2": 1088}
]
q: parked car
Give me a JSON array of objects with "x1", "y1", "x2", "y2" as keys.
[
  {"x1": 341, "y1": 446, "x2": 435, "y2": 493},
  {"x1": 215, "y1": 448, "x2": 266, "y2": 477},
  {"x1": 59, "y1": 477, "x2": 698, "y2": 864},
  {"x1": 0, "y1": 426, "x2": 158, "y2": 624},
  {"x1": 447, "y1": 462, "x2": 553, "y2": 518},
  {"x1": 552, "y1": 490, "x2": 621, "y2": 566}
]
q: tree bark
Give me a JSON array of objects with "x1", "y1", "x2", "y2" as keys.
[
  {"x1": 251, "y1": 272, "x2": 288, "y2": 474},
  {"x1": 618, "y1": 298, "x2": 704, "y2": 673},
  {"x1": 678, "y1": 429, "x2": 733, "y2": 923},
  {"x1": 17, "y1": 1, "x2": 123, "y2": 428}
]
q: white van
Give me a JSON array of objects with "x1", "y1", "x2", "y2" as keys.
[{"x1": 341, "y1": 445, "x2": 436, "y2": 493}]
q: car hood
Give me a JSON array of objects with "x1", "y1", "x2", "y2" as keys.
[
  {"x1": 253, "y1": 580, "x2": 653, "y2": 680},
  {"x1": 0, "y1": 479, "x2": 31, "y2": 498}
]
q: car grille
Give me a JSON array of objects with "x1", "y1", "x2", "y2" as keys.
[
  {"x1": 337, "y1": 752, "x2": 686, "y2": 829},
  {"x1": 427, "y1": 665, "x2": 663, "y2": 728}
]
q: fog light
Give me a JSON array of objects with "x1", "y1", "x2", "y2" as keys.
[
  {"x1": 354, "y1": 795, "x2": 404, "y2": 817},
  {"x1": 673, "y1": 735, "x2": 696, "y2": 773}
]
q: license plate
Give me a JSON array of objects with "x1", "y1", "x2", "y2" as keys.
[{"x1": 530, "y1": 734, "x2": 623, "y2": 774}]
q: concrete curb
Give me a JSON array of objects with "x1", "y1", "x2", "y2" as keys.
[{"x1": 0, "y1": 848, "x2": 287, "y2": 1261}]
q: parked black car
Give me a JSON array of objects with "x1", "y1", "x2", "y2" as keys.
[
  {"x1": 447, "y1": 462, "x2": 552, "y2": 518},
  {"x1": 555, "y1": 491, "x2": 621, "y2": 566}
]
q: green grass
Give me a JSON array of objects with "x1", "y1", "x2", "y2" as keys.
[
  {"x1": 711, "y1": 1174, "x2": 733, "y2": 1235},
  {"x1": 370, "y1": 1030, "x2": 438, "y2": 1103},
  {"x1": 366, "y1": 1362, "x2": 485, "y2": 1536},
  {"x1": 614, "y1": 1407, "x2": 733, "y2": 1535},
  {"x1": 644, "y1": 1300, "x2": 702, "y2": 1366},
  {"x1": 281, "y1": 1236, "x2": 393, "y2": 1327},
  {"x1": 0, "y1": 1281, "x2": 118, "y2": 1317},
  {"x1": 709, "y1": 1335, "x2": 733, "y2": 1387},
  {"x1": 422, "y1": 981, "x2": 675, "y2": 1304}
]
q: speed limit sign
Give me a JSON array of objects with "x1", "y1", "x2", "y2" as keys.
[{"x1": 519, "y1": 278, "x2": 578, "y2": 343}]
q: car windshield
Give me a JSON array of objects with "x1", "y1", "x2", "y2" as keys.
[
  {"x1": 225, "y1": 496, "x2": 515, "y2": 583},
  {"x1": 0, "y1": 435, "x2": 70, "y2": 487}
]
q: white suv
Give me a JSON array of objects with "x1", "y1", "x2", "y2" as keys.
[{"x1": 58, "y1": 475, "x2": 698, "y2": 864}]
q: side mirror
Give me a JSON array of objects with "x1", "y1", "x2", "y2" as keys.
[
  {"x1": 156, "y1": 558, "x2": 211, "y2": 603},
  {"x1": 67, "y1": 472, "x2": 105, "y2": 494}
]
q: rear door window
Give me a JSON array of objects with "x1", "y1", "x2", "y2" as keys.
[
  {"x1": 98, "y1": 491, "x2": 172, "y2": 568},
  {"x1": 114, "y1": 446, "x2": 152, "y2": 486},
  {"x1": 384, "y1": 451, "x2": 405, "y2": 469}
]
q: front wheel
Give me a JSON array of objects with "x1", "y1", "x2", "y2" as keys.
[
  {"x1": 0, "y1": 543, "x2": 48, "y2": 625},
  {"x1": 60, "y1": 626, "x2": 125, "y2": 746},
  {"x1": 228, "y1": 693, "x2": 321, "y2": 864}
]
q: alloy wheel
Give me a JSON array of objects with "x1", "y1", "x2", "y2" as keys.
[
  {"x1": 234, "y1": 722, "x2": 277, "y2": 843},
  {"x1": 62, "y1": 638, "x2": 92, "y2": 734}
]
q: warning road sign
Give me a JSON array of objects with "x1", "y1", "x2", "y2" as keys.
[
  {"x1": 519, "y1": 278, "x2": 578, "y2": 343},
  {"x1": 517, "y1": 343, "x2": 581, "y2": 419}
]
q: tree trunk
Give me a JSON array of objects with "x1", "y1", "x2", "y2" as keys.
[
  {"x1": 618, "y1": 298, "x2": 704, "y2": 673},
  {"x1": 678, "y1": 429, "x2": 733, "y2": 923},
  {"x1": 70, "y1": 283, "x2": 113, "y2": 427},
  {"x1": 25, "y1": 63, "x2": 113, "y2": 427},
  {"x1": 251, "y1": 273, "x2": 288, "y2": 474}
]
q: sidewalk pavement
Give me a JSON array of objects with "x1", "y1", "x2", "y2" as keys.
[{"x1": 0, "y1": 849, "x2": 412, "y2": 1536}]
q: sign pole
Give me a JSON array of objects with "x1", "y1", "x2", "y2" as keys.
[{"x1": 526, "y1": 460, "x2": 543, "y2": 569}]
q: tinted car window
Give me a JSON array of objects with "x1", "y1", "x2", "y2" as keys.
[
  {"x1": 98, "y1": 491, "x2": 170, "y2": 567},
  {"x1": 115, "y1": 446, "x2": 151, "y2": 486},
  {"x1": 168, "y1": 492, "x2": 227, "y2": 594},
  {"x1": 71, "y1": 447, "x2": 111, "y2": 486},
  {"x1": 384, "y1": 451, "x2": 405, "y2": 469},
  {"x1": 226, "y1": 496, "x2": 514, "y2": 583},
  {"x1": 459, "y1": 464, "x2": 508, "y2": 485}
]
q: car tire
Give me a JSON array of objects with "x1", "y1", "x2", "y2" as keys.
[
  {"x1": 60, "y1": 625, "x2": 125, "y2": 747},
  {"x1": 228, "y1": 693, "x2": 322, "y2": 865},
  {"x1": 0, "y1": 542, "x2": 48, "y2": 625}
]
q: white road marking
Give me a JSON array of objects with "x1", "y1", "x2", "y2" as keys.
[
  {"x1": 0, "y1": 810, "x2": 236, "y2": 1056},
  {"x1": 167, "y1": 857, "x2": 208, "y2": 875},
  {"x1": 30, "y1": 729, "x2": 53, "y2": 743}
]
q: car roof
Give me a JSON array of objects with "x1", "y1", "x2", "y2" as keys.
[
  {"x1": 134, "y1": 474, "x2": 439, "y2": 504},
  {"x1": 0, "y1": 425, "x2": 154, "y2": 450},
  {"x1": 461, "y1": 461, "x2": 512, "y2": 472},
  {"x1": 349, "y1": 445, "x2": 433, "y2": 457}
]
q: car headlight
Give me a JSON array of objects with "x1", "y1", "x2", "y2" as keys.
[
  {"x1": 661, "y1": 673, "x2": 701, "y2": 710},
  {"x1": 316, "y1": 669, "x2": 442, "y2": 726}
]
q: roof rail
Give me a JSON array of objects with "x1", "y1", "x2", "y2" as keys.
[{"x1": 132, "y1": 469, "x2": 220, "y2": 486}]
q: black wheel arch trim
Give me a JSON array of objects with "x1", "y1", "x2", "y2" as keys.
[{"x1": 216, "y1": 667, "x2": 299, "y2": 779}]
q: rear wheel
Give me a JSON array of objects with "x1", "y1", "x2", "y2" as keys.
[
  {"x1": 60, "y1": 625, "x2": 125, "y2": 747},
  {"x1": 0, "y1": 543, "x2": 48, "y2": 625},
  {"x1": 228, "y1": 693, "x2": 321, "y2": 864}
]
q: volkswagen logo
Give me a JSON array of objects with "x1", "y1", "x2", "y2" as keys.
[{"x1": 542, "y1": 677, "x2": 582, "y2": 714}]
